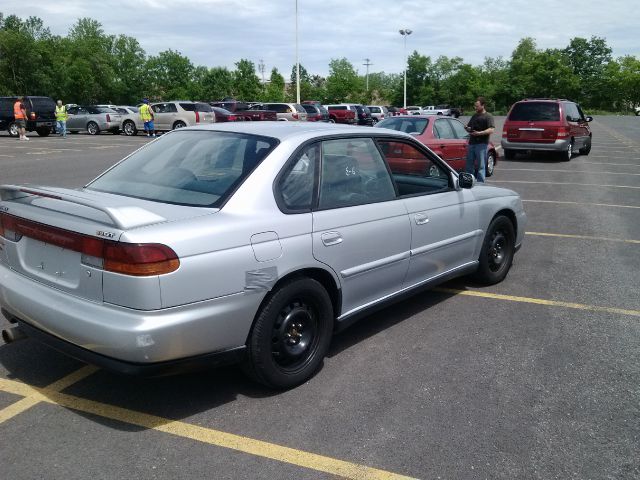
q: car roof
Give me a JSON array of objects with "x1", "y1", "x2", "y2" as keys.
[{"x1": 179, "y1": 121, "x2": 413, "y2": 142}]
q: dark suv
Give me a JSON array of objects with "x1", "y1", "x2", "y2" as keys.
[
  {"x1": 0, "y1": 96, "x2": 56, "y2": 137},
  {"x1": 501, "y1": 98, "x2": 592, "y2": 161},
  {"x1": 353, "y1": 104, "x2": 373, "y2": 126}
]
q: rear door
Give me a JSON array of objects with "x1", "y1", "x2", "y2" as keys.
[
  {"x1": 311, "y1": 137, "x2": 410, "y2": 315},
  {"x1": 66, "y1": 106, "x2": 83, "y2": 130},
  {"x1": 432, "y1": 117, "x2": 465, "y2": 169},
  {"x1": 448, "y1": 118, "x2": 472, "y2": 171}
]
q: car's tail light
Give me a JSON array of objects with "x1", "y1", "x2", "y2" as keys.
[
  {"x1": 29, "y1": 112, "x2": 36, "y2": 120},
  {"x1": 0, "y1": 213, "x2": 179, "y2": 276},
  {"x1": 292, "y1": 112, "x2": 299, "y2": 119},
  {"x1": 557, "y1": 127, "x2": 570, "y2": 138},
  {"x1": 228, "y1": 114, "x2": 237, "y2": 121},
  {"x1": 195, "y1": 111, "x2": 200, "y2": 123},
  {"x1": 502, "y1": 130, "x2": 507, "y2": 137},
  {"x1": 106, "y1": 114, "x2": 111, "y2": 123}
]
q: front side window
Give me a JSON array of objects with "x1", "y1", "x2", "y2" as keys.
[
  {"x1": 377, "y1": 139, "x2": 450, "y2": 195},
  {"x1": 448, "y1": 119, "x2": 469, "y2": 139},
  {"x1": 87, "y1": 130, "x2": 279, "y2": 207},
  {"x1": 318, "y1": 138, "x2": 396, "y2": 210}
]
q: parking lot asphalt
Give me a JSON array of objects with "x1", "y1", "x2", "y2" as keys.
[{"x1": 0, "y1": 118, "x2": 639, "y2": 479}]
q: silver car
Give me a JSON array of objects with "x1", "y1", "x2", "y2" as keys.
[
  {"x1": 0, "y1": 123, "x2": 526, "y2": 388},
  {"x1": 151, "y1": 101, "x2": 216, "y2": 131},
  {"x1": 65, "y1": 105, "x2": 122, "y2": 135}
]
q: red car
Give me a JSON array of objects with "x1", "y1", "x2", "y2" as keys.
[{"x1": 376, "y1": 115, "x2": 498, "y2": 176}]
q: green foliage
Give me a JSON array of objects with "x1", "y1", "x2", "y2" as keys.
[{"x1": 0, "y1": 12, "x2": 638, "y2": 113}]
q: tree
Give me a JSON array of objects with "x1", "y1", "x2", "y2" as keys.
[
  {"x1": 233, "y1": 58, "x2": 261, "y2": 100},
  {"x1": 264, "y1": 67, "x2": 286, "y2": 102},
  {"x1": 145, "y1": 49, "x2": 194, "y2": 100},
  {"x1": 325, "y1": 58, "x2": 361, "y2": 103},
  {"x1": 563, "y1": 36, "x2": 613, "y2": 107}
]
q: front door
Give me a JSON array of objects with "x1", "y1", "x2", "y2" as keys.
[
  {"x1": 311, "y1": 137, "x2": 411, "y2": 316},
  {"x1": 378, "y1": 139, "x2": 481, "y2": 287}
]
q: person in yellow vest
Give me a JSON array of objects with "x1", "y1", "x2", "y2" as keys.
[
  {"x1": 55, "y1": 100, "x2": 68, "y2": 138},
  {"x1": 139, "y1": 99, "x2": 155, "y2": 137},
  {"x1": 13, "y1": 96, "x2": 29, "y2": 141}
]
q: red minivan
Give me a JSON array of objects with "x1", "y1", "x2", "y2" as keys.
[{"x1": 501, "y1": 99, "x2": 592, "y2": 161}]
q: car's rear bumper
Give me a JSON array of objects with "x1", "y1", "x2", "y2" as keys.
[
  {"x1": 501, "y1": 138, "x2": 569, "y2": 152},
  {"x1": 0, "y1": 262, "x2": 259, "y2": 366}
]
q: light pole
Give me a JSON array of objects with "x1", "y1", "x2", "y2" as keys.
[
  {"x1": 399, "y1": 29, "x2": 412, "y2": 109},
  {"x1": 363, "y1": 58, "x2": 373, "y2": 91},
  {"x1": 295, "y1": 0, "x2": 300, "y2": 104}
]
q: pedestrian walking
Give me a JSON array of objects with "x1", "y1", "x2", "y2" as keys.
[
  {"x1": 55, "y1": 100, "x2": 68, "y2": 138},
  {"x1": 13, "y1": 96, "x2": 29, "y2": 141},
  {"x1": 465, "y1": 96, "x2": 495, "y2": 182},
  {"x1": 139, "y1": 99, "x2": 156, "y2": 137}
]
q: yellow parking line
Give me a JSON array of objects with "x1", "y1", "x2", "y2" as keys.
[
  {"x1": 522, "y1": 199, "x2": 640, "y2": 209},
  {"x1": 488, "y1": 180, "x2": 640, "y2": 189},
  {"x1": 0, "y1": 378, "x2": 416, "y2": 480},
  {"x1": 436, "y1": 288, "x2": 640, "y2": 317},
  {"x1": 526, "y1": 231, "x2": 640, "y2": 244},
  {"x1": 0, "y1": 365, "x2": 97, "y2": 425}
]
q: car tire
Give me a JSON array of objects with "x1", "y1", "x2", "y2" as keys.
[
  {"x1": 242, "y1": 278, "x2": 333, "y2": 389},
  {"x1": 504, "y1": 149, "x2": 515, "y2": 160},
  {"x1": 473, "y1": 215, "x2": 515, "y2": 285},
  {"x1": 123, "y1": 120, "x2": 137, "y2": 136},
  {"x1": 371, "y1": 118, "x2": 378, "y2": 125},
  {"x1": 486, "y1": 151, "x2": 496, "y2": 177},
  {"x1": 87, "y1": 122, "x2": 99, "y2": 135},
  {"x1": 560, "y1": 141, "x2": 573, "y2": 161},
  {"x1": 578, "y1": 137, "x2": 591, "y2": 155},
  {"x1": 173, "y1": 121, "x2": 187, "y2": 129},
  {"x1": 8, "y1": 122, "x2": 18, "y2": 137}
]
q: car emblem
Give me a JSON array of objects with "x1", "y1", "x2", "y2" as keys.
[{"x1": 96, "y1": 230, "x2": 116, "y2": 238}]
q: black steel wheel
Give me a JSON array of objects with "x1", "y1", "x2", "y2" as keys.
[
  {"x1": 243, "y1": 278, "x2": 333, "y2": 389},
  {"x1": 87, "y1": 121, "x2": 99, "y2": 135},
  {"x1": 579, "y1": 137, "x2": 591, "y2": 155},
  {"x1": 473, "y1": 215, "x2": 515, "y2": 285}
]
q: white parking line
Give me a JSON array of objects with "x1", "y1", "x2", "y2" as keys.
[
  {"x1": 522, "y1": 199, "x2": 640, "y2": 209},
  {"x1": 488, "y1": 180, "x2": 640, "y2": 189},
  {"x1": 499, "y1": 168, "x2": 640, "y2": 176}
]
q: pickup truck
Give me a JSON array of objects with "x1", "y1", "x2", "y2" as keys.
[
  {"x1": 422, "y1": 105, "x2": 452, "y2": 116},
  {"x1": 209, "y1": 101, "x2": 277, "y2": 121},
  {"x1": 325, "y1": 104, "x2": 357, "y2": 124}
]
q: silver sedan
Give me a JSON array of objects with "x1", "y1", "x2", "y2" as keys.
[
  {"x1": 65, "y1": 105, "x2": 122, "y2": 135},
  {"x1": 0, "y1": 123, "x2": 526, "y2": 388}
]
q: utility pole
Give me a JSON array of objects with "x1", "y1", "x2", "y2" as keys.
[
  {"x1": 258, "y1": 59, "x2": 266, "y2": 84},
  {"x1": 363, "y1": 58, "x2": 373, "y2": 91}
]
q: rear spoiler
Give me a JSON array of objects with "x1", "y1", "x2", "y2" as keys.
[{"x1": 0, "y1": 185, "x2": 166, "y2": 230}]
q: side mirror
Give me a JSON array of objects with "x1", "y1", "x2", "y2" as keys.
[
  {"x1": 585, "y1": 116, "x2": 593, "y2": 122},
  {"x1": 458, "y1": 172, "x2": 475, "y2": 189}
]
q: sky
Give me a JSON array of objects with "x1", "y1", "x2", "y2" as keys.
[{"x1": 2, "y1": 0, "x2": 637, "y2": 79}]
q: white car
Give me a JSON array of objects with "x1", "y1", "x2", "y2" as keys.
[
  {"x1": 635, "y1": 106, "x2": 640, "y2": 116},
  {"x1": 0, "y1": 123, "x2": 526, "y2": 388},
  {"x1": 98, "y1": 105, "x2": 144, "y2": 136}
]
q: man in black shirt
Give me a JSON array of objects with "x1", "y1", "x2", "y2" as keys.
[{"x1": 465, "y1": 96, "x2": 495, "y2": 182}]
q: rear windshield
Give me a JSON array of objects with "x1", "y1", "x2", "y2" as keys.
[
  {"x1": 368, "y1": 107, "x2": 381, "y2": 113},
  {"x1": 179, "y1": 103, "x2": 196, "y2": 111},
  {"x1": 376, "y1": 117, "x2": 429, "y2": 134},
  {"x1": 127, "y1": 106, "x2": 139, "y2": 113},
  {"x1": 508, "y1": 102, "x2": 560, "y2": 121},
  {"x1": 195, "y1": 103, "x2": 213, "y2": 112},
  {"x1": 302, "y1": 104, "x2": 317, "y2": 113},
  {"x1": 29, "y1": 97, "x2": 56, "y2": 110},
  {"x1": 294, "y1": 104, "x2": 306, "y2": 113},
  {"x1": 87, "y1": 130, "x2": 280, "y2": 207}
]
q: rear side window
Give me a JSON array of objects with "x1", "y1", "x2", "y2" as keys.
[
  {"x1": 508, "y1": 102, "x2": 560, "y2": 121},
  {"x1": 195, "y1": 103, "x2": 213, "y2": 112},
  {"x1": 180, "y1": 103, "x2": 196, "y2": 111}
]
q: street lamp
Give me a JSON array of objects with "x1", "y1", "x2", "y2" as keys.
[
  {"x1": 399, "y1": 29, "x2": 412, "y2": 109},
  {"x1": 295, "y1": 0, "x2": 300, "y2": 104}
]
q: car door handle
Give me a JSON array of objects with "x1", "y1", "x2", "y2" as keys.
[
  {"x1": 414, "y1": 213, "x2": 430, "y2": 225},
  {"x1": 321, "y1": 232, "x2": 343, "y2": 246}
]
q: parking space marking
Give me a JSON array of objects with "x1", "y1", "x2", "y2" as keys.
[
  {"x1": 436, "y1": 288, "x2": 640, "y2": 317},
  {"x1": 488, "y1": 180, "x2": 640, "y2": 190},
  {"x1": 526, "y1": 231, "x2": 640, "y2": 244},
  {"x1": 0, "y1": 365, "x2": 97, "y2": 424},
  {"x1": 578, "y1": 161, "x2": 640, "y2": 166},
  {"x1": 0, "y1": 377, "x2": 417, "y2": 480},
  {"x1": 499, "y1": 168, "x2": 640, "y2": 176},
  {"x1": 522, "y1": 199, "x2": 640, "y2": 209}
]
